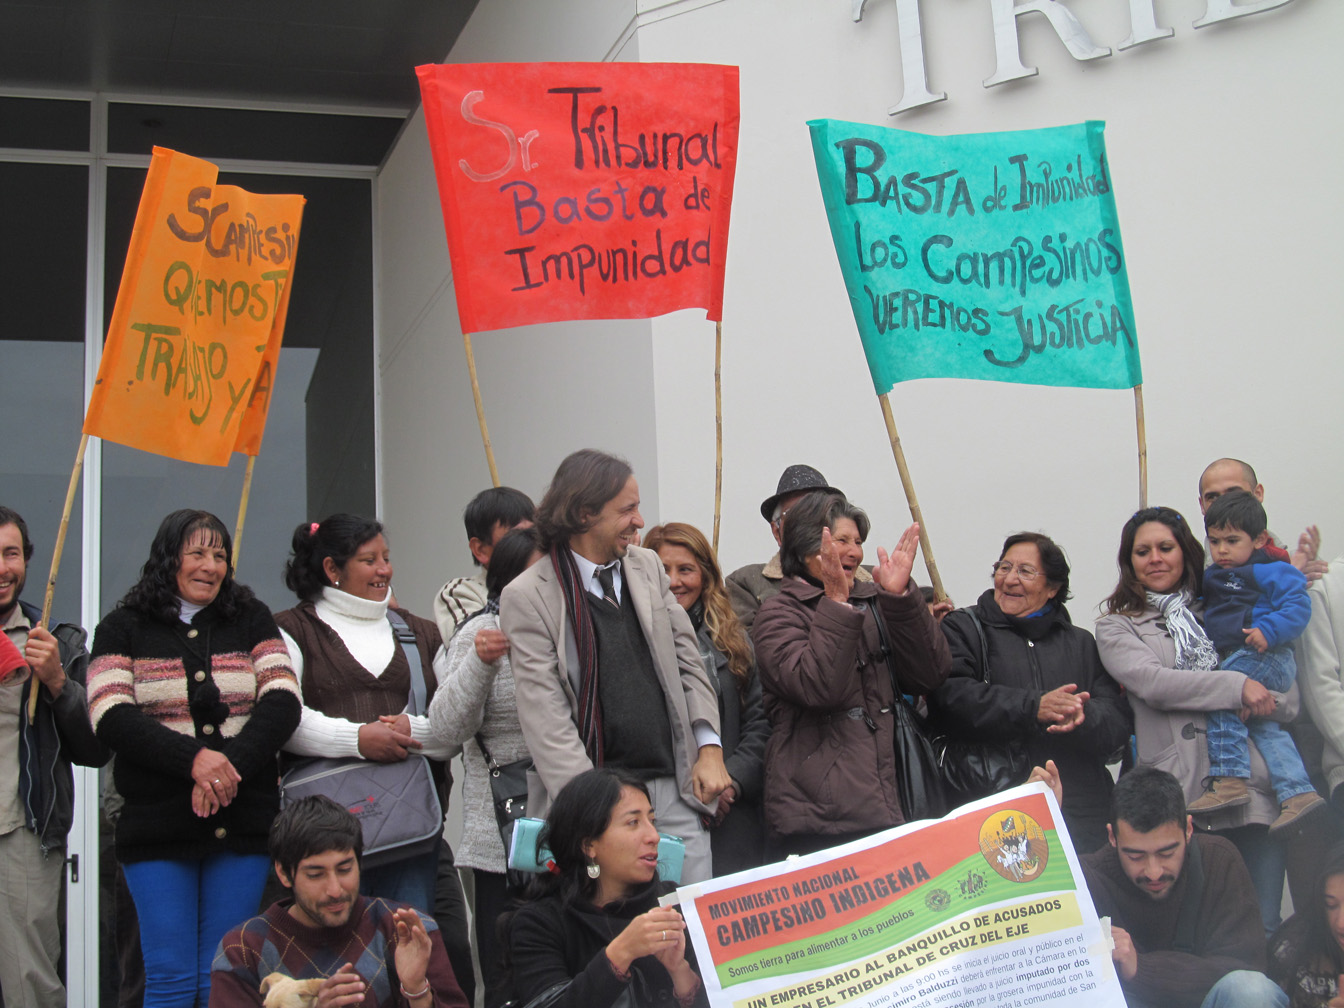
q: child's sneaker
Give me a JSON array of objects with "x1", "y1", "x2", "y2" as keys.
[
  {"x1": 1269, "y1": 792, "x2": 1326, "y2": 834},
  {"x1": 1187, "y1": 777, "x2": 1251, "y2": 814}
]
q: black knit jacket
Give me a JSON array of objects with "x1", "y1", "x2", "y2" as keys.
[{"x1": 88, "y1": 598, "x2": 300, "y2": 863}]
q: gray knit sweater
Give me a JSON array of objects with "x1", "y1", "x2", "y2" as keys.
[{"x1": 428, "y1": 613, "x2": 530, "y2": 873}]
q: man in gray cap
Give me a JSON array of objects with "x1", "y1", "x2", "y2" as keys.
[{"x1": 725, "y1": 465, "x2": 871, "y2": 630}]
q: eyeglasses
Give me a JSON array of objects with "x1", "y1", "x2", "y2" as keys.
[{"x1": 991, "y1": 562, "x2": 1041, "y2": 582}]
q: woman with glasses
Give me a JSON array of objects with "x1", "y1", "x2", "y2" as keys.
[
  {"x1": 1097, "y1": 505, "x2": 1293, "y2": 933},
  {"x1": 927, "y1": 532, "x2": 1130, "y2": 852}
]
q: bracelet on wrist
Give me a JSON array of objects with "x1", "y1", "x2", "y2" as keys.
[
  {"x1": 399, "y1": 981, "x2": 431, "y2": 1000},
  {"x1": 673, "y1": 973, "x2": 702, "y2": 1007},
  {"x1": 605, "y1": 953, "x2": 632, "y2": 983}
]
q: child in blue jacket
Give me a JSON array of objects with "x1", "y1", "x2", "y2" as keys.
[{"x1": 1188, "y1": 490, "x2": 1323, "y2": 831}]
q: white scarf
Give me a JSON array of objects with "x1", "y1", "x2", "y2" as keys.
[{"x1": 1147, "y1": 589, "x2": 1218, "y2": 671}]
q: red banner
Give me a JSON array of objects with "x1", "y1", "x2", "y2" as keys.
[{"x1": 416, "y1": 62, "x2": 739, "y2": 333}]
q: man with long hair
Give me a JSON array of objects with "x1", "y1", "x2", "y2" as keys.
[{"x1": 500, "y1": 450, "x2": 728, "y2": 883}]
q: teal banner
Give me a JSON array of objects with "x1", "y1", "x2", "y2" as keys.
[{"x1": 809, "y1": 119, "x2": 1142, "y2": 394}]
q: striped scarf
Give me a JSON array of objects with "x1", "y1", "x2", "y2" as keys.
[
  {"x1": 552, "y1": 545, "x2": 604, "y2": 764},
  {"x1": 1147, "y1": 589, "x2": 1219, "y2": 671}
]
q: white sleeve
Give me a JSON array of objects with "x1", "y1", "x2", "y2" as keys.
[{"x1": 279, "y1": 627, "x2": 365, "y2": 758}]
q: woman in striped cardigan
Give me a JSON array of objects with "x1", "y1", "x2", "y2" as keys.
[{"x1": 88, "y1": 510, "x2": 301, "y2": 1008}]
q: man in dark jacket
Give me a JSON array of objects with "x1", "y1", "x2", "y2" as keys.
[
  {"x1": 0, "y1": 505, "x2": 108, "y2": 1008},
  {"x1": 1081, "y1": 767, "x2": 1285, "y2": 1008}
]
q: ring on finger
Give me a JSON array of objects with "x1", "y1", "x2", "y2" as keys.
[{"x1": 661, "y1": 930, "x2": 666, "y2": 942}]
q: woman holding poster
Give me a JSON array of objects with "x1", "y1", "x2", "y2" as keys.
[
  {"x1": 87, "y1": 510, "x2": 301, "y2": 1008},
  {"x1": 928, "y1": 531, "x2": 1130, "y2": 854},
  {"x1": 1097, "y1": 505, "x2": 1291, "y2": 931},
  {"x1": 506, "y1": 768, "x2": 708, "y2": 1008},
  {"x1": 752, "y1": 491, "x2": 949, "y2": 857}
]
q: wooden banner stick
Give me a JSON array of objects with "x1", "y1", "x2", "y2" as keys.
[
  {"x1": 1133, "y1": 384, "x2": 1148, "y2": 510},
  {"x1": 232, "y1": 455, "x2": 257, "y2": 573},
  {"x1": 463, "y1": 332, "x2": 500, "y2": 487},
  {"x1": 878, "y1": 394, "x2": 948, "y2": 602},
  {"x1": 712, "y1": 320, "x2": 723, "y2": 554},
  {"x1": 30, "y1": 433, "x2": 89, "y2": 723}
]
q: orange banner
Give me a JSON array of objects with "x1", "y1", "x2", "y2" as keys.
[
  {"x1": 84, "y1": 147, "x2": 304, "y2": 465},
  {"x1": 416, "y1": 62, "x2": 739, "y2": 334}
]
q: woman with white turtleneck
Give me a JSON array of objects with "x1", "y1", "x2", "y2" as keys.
[{"x1": 274, "y1": 514, "x2": 457, "y2": 914}]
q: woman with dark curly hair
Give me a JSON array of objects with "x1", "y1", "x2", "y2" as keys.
[
  {"x1": 87, "y1": 509, "x2": 301, "y2": 1008},
  {"x1": 506, "y1": 768, "x2": 708, "y2": 1008}
]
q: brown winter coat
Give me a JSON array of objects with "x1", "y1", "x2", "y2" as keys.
[{"x1": 752, "y1": 577, "x2": 950, "y2": 838}]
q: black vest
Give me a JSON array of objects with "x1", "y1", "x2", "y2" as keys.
[{"x1": 589, "y1": 585, "x2": 675, "y2": 779}]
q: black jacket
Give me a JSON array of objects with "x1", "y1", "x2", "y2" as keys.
[
  {"x1": 928, "y1": 590, "x2": 1131, "y2": 852},
  {"x1": 692, "y1": 616, "x2": 770, "y2": 875},
  {"x1": 17, "y1": 599, "x2": 109, "y2": 852},
  {"x1": 508, "y1": 881, "x2": 708, "y2": 1008}
]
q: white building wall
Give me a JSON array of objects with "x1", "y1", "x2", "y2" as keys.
[{"x1": 379, "y1": 0, "x2": 1342, "y2": 624}]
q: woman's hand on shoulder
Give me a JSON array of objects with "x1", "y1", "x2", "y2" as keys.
[
  {"x1": 606, "y1": 907, "x2": 688, "y2": 974},
  {"x1": 873, "y1": 524, "x2": 921, "y2": 596},
  {"x1": 357, "y1": 716, "x2": 421, "y2": 761}
]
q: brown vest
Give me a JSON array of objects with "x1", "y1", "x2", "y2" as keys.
[{"x1": 275, "y1": 601, "x2": 441, "y2": 720}]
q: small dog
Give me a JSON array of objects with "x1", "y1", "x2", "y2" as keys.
[{"x1": 259, "y1": 973, "x2": 324, "y2": 1008}]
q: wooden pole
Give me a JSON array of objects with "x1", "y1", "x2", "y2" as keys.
[
  {"x1": 31, "y1": 433, "x2": 88, "y2": 723},
  {"x1": 463, "y1": 332, "x2": 500, "y2": 487},
  {"x1": 878, "y1": 394, "x2": 948, "y2": 602},
  {"x1": 712, "y1": 320, "x2": 723, "y2": 554},
  {"x1": 232, "y1": 455, "x2": 257, "y2": 573},
  {"x1": 1133, "y1": 384, "x2": 1148, "y2": 509}
]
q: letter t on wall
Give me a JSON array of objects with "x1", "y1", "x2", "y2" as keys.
[
  {"x1": 983, "y1": 0, "x2": 1112, "y2": 88},
  {"x1": 852, "y1": 0, "x2": 946, "y2": 115}
]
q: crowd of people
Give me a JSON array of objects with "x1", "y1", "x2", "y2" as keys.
[{"x1": 2, "y1": 451, "x2": 1343, "y2": 1008}]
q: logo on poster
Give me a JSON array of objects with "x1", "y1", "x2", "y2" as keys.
[{"x1": 979, "y1": 809, "x2": 1048, "y2": 882}]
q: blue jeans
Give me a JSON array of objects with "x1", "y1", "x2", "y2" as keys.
[
  {"x1": 122, "y1": 852, "x2": 270, "y2": 1008},
  {"x1": 359, "y1": 845, "x2": 438, "y2": 914},
  {"x1": 1223, "y1": 824, "x2": 1286, "y2": 935},
  {"x1": 1199, "y1": 969, "x2": 1288, "y2": 1007},
  {"x1": 1208, "y1": 647, "x2": 1314, "y2": 802}
]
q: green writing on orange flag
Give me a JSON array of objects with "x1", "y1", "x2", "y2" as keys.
[
  {"x1": 809, "y1": 120, "x2": 1141, "y2": 395},
  {"x1": 84, "y1": 146, "x2": 304, "y2": 465}
]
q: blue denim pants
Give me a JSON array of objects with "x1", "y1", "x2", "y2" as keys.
[
  {"x1": 122, "y1": 852, "x2": 270, "y2": 1008},
  {"x1": 1207, "y1": 646, "x2": 1314, "y2": 802}
]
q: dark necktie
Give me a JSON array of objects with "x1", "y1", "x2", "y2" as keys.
[{"x1": 595, "y1": 565, "x2": 619, "y2": 608}]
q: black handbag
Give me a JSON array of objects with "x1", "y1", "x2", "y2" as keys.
[
  {"x1": 933, "y1": 608, "x2": 1031, "y2": 803},
  {"x1": 870, "y1": 605, "x2": 951, "y2": 820},
  {"x1": 476, "y1": 732, "x2": 533, "y2": 889}
]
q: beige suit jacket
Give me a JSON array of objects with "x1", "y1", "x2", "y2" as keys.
[{"x1": 500, "y1": 544, "x2": 721, "y2": 816}]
